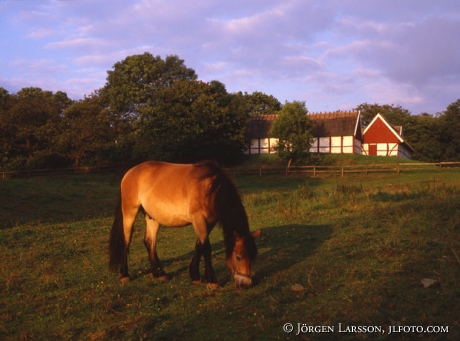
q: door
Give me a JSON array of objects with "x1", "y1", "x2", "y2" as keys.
[{"x1": 369, "y1": 144, "x2": 377, "y2": 156}]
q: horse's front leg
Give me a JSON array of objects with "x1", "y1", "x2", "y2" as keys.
[
  {"x1": 190, "y1": 219, "x2": 219, "y2": 288},
  {"x1": 144, "y1": 216, "x2": 168, "y2": 281},
  {"x1": 189, "y1": 239, "x2": 204, "y2": 284},
  {"x1": 189, "y1": 238, "x2": 219, "y2": 288},
  {"x1": 201, "y1": 238, "x2": 219, "y2": 289}
]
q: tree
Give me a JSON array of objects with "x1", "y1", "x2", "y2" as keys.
[
  {"x1": 0, "y1": 87, "x2": 72, "y2": 170},
  {"x1": 56, "y1": 92, "x2": 113, "y2": 167},
  {"x1": 355, "y1": 103, "x2": 411, "y2": 127},
  {"x1": 269, "y1": 101, "x2": 313, "y2": 161},
  {"x1": 103, "y1": 54, "x2": 253, "y2": 164},
  {"x1": 243, "y1": 91, "x2": 281, "y2": 115},
  {"x1": 135, "y1": 80, "x2": 249, "y2": 164},
  {"x1": 438, "y1": 99, "x2": 460, "y2": 161},
  {"x1": 403, "y1": 113, "x2": 442, "y2": 162},
  {"x1": 104, "y1": 53, "x2": 197, "y2": 123}
]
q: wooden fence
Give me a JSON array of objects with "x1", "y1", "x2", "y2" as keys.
[
  {"x1": 0, "y1": 164, "x2": 127, "y2": 180},
  {"x1": 1, "y1": 162, "x2": 460, "y2": 180},
  {"x1": 228, "y1": 162, "x2": 460, "y2": 178}
]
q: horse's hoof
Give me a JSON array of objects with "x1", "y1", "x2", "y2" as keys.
[
  {"x1": 154, "y1": 275, "x2": 170, "y2": 282},
  {"x1": 206, "y1": 282, "x2": 220, "y2": 290},
  {"x1": 192, "y1": 279, "x2": 204, "y2": 285},
  {"x1": 120, "y1": 276, "x2": 130, "y2": 283}
]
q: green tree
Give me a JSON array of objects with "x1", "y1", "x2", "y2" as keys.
[
  {"x1": 104, "y1": 53, "x2": 197, "y2": 123},
  {"x1": 56, "y1": 92, "x2": 113, "y2": 167},
  {"x1": 0, "y1": 88, "x2": 13, "y2": 168},
  {"x1": 0, "y1": 88, "x2": 72, "y2": 170},
  {"x1": 438, "y1": 99, "x2": 460, "y2": 161},
  {"x1": 269, "y1": 101, "x2": 313, "y2": 161},
  {"x1": 103, "y1": 54, "x2": 252, "y2": 164},
  {"x1": 243, "y1": 91, "x2": 281, "y2": 115},
  {"x1": 135, "y1": 80, "x2": 248, "y2": 163},
  {"x1": 404, "y1": 113, "x2": 442, "y2": 162},
  {"x1": 355, "y1": 103, "x2": 412, "y2": 127}
]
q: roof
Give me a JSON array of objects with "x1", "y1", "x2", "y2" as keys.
[
  {"x1": 309, "y1": 111, "x2": 361, "y2": 138},
  {"x1": 246, "y1": 111, "x2": 362, "y2": 139},
  {"x1": 246, "y1": 114, "x2": 277, "y2": 139}
]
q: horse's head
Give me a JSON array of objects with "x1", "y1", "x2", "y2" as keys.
[{"x1": 226, "y1": 229, "x2": 261, "y2": 289}]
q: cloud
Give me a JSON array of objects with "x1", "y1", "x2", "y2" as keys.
[
  {"x1": 2, "y1": 0, "x2": 460, "y2": 115},
  {"x1": 45, "y1": 38, "x2": 109, "y2": 49},
  {"x1": 25, "y1": 28, "x2": 56, "y2": 39}
]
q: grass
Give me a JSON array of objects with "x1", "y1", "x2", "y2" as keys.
[
  {"x1": 237, "y1": 153, "x2": 420, "y2": 167},
  {"x1": 1, "y1": 166, "x2": 460, "y2": 340}
]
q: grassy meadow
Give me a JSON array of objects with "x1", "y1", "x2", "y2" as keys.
[{"x1": 1, "y1": 161, "x2": 459, "y2": 340}]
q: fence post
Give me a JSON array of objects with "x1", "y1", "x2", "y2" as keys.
[
  {"x1": 259, "y1": 165, "x2": 262, "y2": 177},
  {"x1": 341, "y1": 166, "x2": 344, "y2": 177},
  {"x1": 313, "y1": 166, "x2": 316, "y2": 178},
  {"x1": 397, "y1": 163, "x2": 400, "y2": 174}
]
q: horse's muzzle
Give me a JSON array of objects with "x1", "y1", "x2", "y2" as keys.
[{"x1": 233, "y1": 271, "x2": 252, "y2": 289}]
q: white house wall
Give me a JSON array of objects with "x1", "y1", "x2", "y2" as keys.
[
  {"x1": 362, "y1": 143, "x2": 400, "y2": 156},
  {"x1": 246, "y1": 138, "x2": 278, "y2": 154},
  {"x1": 310, "y1": 136, "x2": 359, "y2": 154},
  {"x1": 249, "y1": 136, "x2": 361, "y2": 155}
]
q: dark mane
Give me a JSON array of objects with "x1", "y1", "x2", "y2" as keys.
[{"x1": 194, "y1": 160, "x2": 258, "y2": 260}]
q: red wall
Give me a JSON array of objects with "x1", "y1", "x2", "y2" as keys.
[{"x1": 363, "y1": 117, "x2": 400, "y2": 144}]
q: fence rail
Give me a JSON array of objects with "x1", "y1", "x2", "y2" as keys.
[{"x1": 1, "y1": 162, "x2": 460, "y2": 180}]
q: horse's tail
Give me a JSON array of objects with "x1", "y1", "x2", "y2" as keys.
[{"x1": 109, "y1": 191, "x2": 125, "y2": 272}]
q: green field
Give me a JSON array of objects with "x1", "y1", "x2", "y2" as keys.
[{"x1": 1, "y1": 165, "x2": 459, "y2": 340}]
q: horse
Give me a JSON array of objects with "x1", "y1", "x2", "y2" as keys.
[{"x1": 109, "y1": 160, "x2": 260, "y2": 289}]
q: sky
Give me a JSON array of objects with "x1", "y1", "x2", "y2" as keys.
[{"x1": 1, "y1": 0, "x2": 460, "y2": 115}]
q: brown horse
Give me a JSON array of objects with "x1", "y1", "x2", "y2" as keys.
[{"x1": 109, "y1": 160, "x2": 260, "y2": 289}]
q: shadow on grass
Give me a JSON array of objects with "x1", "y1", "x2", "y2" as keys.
[
  {"x1": 0, "y1": 173, "x2": 122, "y2": 229},
  {"x1": 127, "y1": 223, "x2": 332, "y2": 289}
]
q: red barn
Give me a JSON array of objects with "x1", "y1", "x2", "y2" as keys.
[{"x1": 362, "y1": 114, "x2": 414, "y2": 158}]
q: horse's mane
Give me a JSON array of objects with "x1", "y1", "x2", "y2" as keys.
[{"x1": 194, "y1": 160, "x2": 257, "y2": 260}]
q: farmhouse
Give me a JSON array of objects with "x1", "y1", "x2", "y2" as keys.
[
  {"x1": 309, "y1": 111, "x2": 362, "y2": 154},
  {"x1": 245, "y1": 111, "x2": 363, "y2": 155},
  {"x1": 362, "y1": 113, "x2": 414, "y2": 159},
  {"x1": 245, "y1": 111, "x2": 413, "y2": 158}
]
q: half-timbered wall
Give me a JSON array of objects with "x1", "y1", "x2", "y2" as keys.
[{"x1": 310, "y1": 136, "x2": 362, "y2": 154}]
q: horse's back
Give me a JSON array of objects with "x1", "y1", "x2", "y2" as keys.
[{"x1": 121, "y1": 161, "x2": 215, "y2": 226}]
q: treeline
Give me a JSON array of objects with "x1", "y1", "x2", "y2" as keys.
[
  {"x1": 0, "y1": 53, "x2": 281, "y2": 171},
  {"x1": 1, "y1": 52, "x2": 459, "y2": 171}
]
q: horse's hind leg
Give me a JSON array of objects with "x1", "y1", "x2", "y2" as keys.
[
  {"x1": 120, "y1": 209, "x2": 137, "y2": 282},
  {"x1": 144, "y1": 215, "x2": 168, "y2": 281}
]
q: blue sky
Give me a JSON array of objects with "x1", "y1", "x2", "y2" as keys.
[{"x1": 1, "y1": 0, "x2": 459, "y2": 115}]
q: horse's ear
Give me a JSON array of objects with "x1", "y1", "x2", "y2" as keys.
[{"x1": 252, "y1": 229, "x2": 261, "y2": 239}]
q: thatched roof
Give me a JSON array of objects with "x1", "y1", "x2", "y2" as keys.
[
  {"x1": 247, "y1": 111, "x2": 362, "y2": 139},
  {"x1": 246, "y1": 114, "x2": 277, "y2": 139}
]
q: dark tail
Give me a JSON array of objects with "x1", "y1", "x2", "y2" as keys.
[{"x1": 109, "y1": 192, "x2": 126, "y2": 272}]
